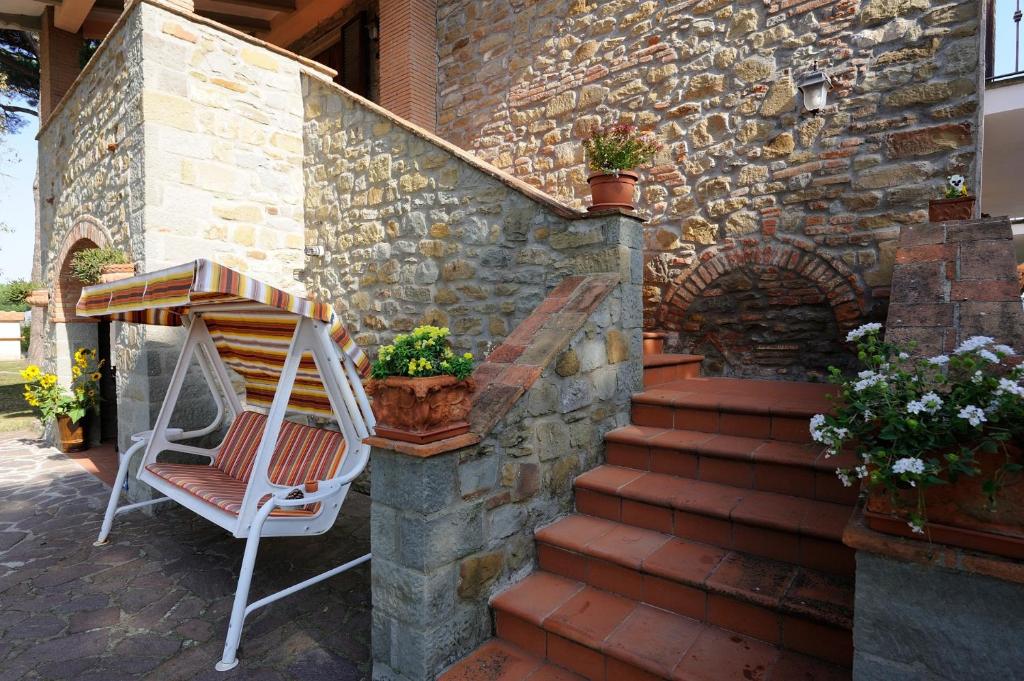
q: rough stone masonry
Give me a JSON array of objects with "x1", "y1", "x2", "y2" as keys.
[{"x1": 437, "y1": 0, "x2": 984, "y2": 378}]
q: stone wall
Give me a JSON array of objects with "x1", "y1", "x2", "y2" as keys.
[
  {"x1": 37, "y1": 7, "x2": 152, "y2": 452},
  {"x1": 302, "y1": 74, "x2": 641, "y2": 359},
  {"x1": 138, "y1": 1, "x2": 312, "y2": 289},
  {"x1": 436, "y1": 0, "x2": 984, "y2": 379},
  {"x1": 370, "y1": 272, "x2": 642, "y2": 681}
]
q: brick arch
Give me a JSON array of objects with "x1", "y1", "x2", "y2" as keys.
[
  {"x1": 656, "y1": 240, "x2": 867, "y2": 335},
  {"x1": 50, "y1": 217, "x2": 115, "y2": 323}
]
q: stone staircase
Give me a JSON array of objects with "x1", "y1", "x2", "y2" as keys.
[{"x1": 442, "y1": 355, "x2": 857, "y2": 681}]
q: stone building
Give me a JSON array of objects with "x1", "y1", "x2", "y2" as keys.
[{"x1": 6, "y1": 0, "x2": 1023, "y2": 678}]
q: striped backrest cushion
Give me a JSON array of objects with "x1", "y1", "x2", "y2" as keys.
[
  {"x1": 267, "y1": 420, "x2": 346, "y2": 486},
  {"x1": 215, "y1": 411, "x2": 267, "y2": 481},
  {"x1": 214, "y1": 410, "x2": 346, "y2": 487}
]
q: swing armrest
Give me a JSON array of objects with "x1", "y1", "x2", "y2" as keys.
[
  {"x1": 130, "y1": 427, "x2": 185, "y2": 444},
  {"x1": 270, "y1": 479, "x2": 347, "y2": 508}
]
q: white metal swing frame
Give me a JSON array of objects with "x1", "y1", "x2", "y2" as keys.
[{"x1": 93, "y1": 305, "x2": 374, "y2": 672}]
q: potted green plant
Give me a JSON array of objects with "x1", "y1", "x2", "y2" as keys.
[
  {"x1": 21, "y1": 347, "x2": 104, "y2": 452},
  {"x1": 0, "y1": 279, "x2": 35, "y2": 312},
  {"x1": 928, "y1": 174, "x2": 976, "y2": 222},
  {"x1": 582, "y1": 123, "x2": 661, "y2": 212},
  {"x1": 366, "y1": 326, "x2": 475, "y2": 444},
  {"x1": 70, "y1": 247, "x2": 132, "y2": 285},
  {"x1": 812, "y1": 324, "x2": 1024, "y2": 558}
]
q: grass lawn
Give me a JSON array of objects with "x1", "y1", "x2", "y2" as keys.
[{"x1": 0, "y1": 359, "x2": 40, "y2": 435}]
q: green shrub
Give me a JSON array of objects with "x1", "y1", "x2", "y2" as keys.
[
  {"x1": 69, "y1": 248, "x2": 128, "y2": 285},
  {"x1": 0, "y1": 280, "x2": 34, "y2": 311},
  {"x1": 371, "y1": 326, "x2": 474, "y2": 381},
  {"x1": 582, "y1": 123, "x2": 661, "y2": 173}
]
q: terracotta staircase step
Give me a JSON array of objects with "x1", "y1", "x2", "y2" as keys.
[
  {"x1": 534, "y1": 514, "x2": 853, "y2": 659},
  {"x1": 631, "y1": 378, "x2": 836, "y2": 443},
  {"x1": 439, "y1": 639, "x2": 585, "y2": 681},
  {"x1": 490, "y1": 571, "x2": 852, "y2": 679},
  {"x1": 642, "y1": 353, "x2": 704, "y2": 388},
  {"x1": 605, "y1": 425, "x2": 858, "y2": 504},
  {"x1": 574, "y1": 466, "x2": 855, "y2": 576}
]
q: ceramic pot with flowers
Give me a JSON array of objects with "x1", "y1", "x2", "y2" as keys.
[
  {"x1": 582, "y1": 123, "x2": 661, "y2": 212},
  {"x1": 366, "y1": 326, "x2": 475, "y2": 444},
  {"x1": 21, "y1": 347, "x2": 104, "y2": 452}
]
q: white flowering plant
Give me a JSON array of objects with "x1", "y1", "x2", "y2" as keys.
[{"x1": 811, "y1": 324, "x2": 1024, "y2": 534}]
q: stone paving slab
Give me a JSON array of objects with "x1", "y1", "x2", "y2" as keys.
[{"x1": 0, "y1": 434, "x2": 371, "y2": 680}]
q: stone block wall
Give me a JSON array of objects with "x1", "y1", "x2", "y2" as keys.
[
  {"x1": 370, "y1": 273, "x2": 642, "y2": 681},
  {"x1": 436, "y1": 0, "x2": 985, "y2": 378},
  {"x1": 302, "y1": 75, "x2": 642, "y2": 359},
  {"x1": 138, "y1": 2, "x2": 313, "y2": 289},
  {"x1": 885, "y1": 217, "x2": 1024, "y2": 355}
]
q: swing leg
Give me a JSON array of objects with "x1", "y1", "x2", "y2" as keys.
[
  {"x1": 216, "y1": 508, "x2": 269, "y2": 672},
  {"x1": 94, "y1": 440, "x2": 144, "y2": 546}
]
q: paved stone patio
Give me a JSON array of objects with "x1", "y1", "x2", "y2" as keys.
[{"x1": 0, "y1": 433, "x2": 372, "y2": 681}]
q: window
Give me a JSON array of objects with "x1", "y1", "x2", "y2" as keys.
[{"x1": 314, "y1": 12, "x2": 371, "y2": 98}]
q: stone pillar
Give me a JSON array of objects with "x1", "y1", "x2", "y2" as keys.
[
  {"x1": 378, "y1": 0, "x2": 437, "y2": 131},
  {"x1": 38, "y1": 7, "x2": 83, "y2": 120},
  {"x1": 846, "y1": 517, "x2": 1024, "y2": 680},
  {"x1": 370, "y1": 446, "x2": 491, "y2": 681}
]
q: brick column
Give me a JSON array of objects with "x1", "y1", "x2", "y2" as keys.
[
  {"x1": 378, "y1": 0, "x2": 437, "y2": 131},
  {"x1": 39, "y1": 7, "x2": 84, "y2": 120}
]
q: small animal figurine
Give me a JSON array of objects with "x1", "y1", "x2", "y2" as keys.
[{"x1": 945, "y1": 174, "x2": 968, "y2": 199}]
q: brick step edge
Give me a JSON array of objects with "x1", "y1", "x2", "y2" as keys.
[
  {"x1": 437, "y1": 639, "x2": 585, "y2": 681},
  {"x1": 604, "y1": 425, "x2": 858, "y2": 505},
  {"x1": 490, "y1": 572, "x2": 854, "y2": 676},
  {"x1": 642, "y1": 353, "x2": 704, "y2": 368},
  {"x1": 574, "y1": 466, "x2": 856, "y2": 576},
  {"x1": 535, "y1": 514, "x2": 854, "y2": 632}
]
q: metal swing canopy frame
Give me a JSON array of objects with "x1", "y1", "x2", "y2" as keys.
[{"x1": 77, "y1": 259, "x2": 374, "y2": 671}]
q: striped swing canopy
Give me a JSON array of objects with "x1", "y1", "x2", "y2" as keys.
[{"x1": 76, "y1": 259, "x2": 370, "y2": 417}]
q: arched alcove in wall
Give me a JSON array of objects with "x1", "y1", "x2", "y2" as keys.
[
  {"x1": 656, "y1": 241, "x2": 868, "y2": 380},
  {"x1": 49, "y1": 218, "x2": 119, "y2": 443}
]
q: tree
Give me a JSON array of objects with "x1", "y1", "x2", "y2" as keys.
[{"x1": 0, "y1": 30, "x2": 40, "y2": 133}]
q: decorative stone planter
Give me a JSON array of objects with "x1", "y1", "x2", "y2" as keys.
[
  {"x1": 98, "y1": 263, "x2": 136, "y2": 283},
  {"x1": 642, "y1": 331, "x2": 666, "y2": 355},
  {"x1": 25, "y1": 289, "x2": 49, "y2": 307},
  {"x1": 366, "y1": 375, "x2": 474, "y2": 444},
  {"x1": 864, "y1": 447, "x2": 1024, "y2": 559},
  {"x1": 55, "y1": 414, "x2": 86, "y2": 453},
  {"x1": 928, "y1": 195, "x2": 976, "y2": 222},
  {"x1": 587, "y1": 171, "x2": 639, "y2": 212}
]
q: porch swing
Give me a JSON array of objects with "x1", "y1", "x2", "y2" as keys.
[{"x1": 77, "y1": 259, "x2": 375, "y2": 672}]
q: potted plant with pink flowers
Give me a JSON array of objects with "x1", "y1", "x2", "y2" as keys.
[{"x1": 582, "y1": 123, "x2": 661, "y2": 212}]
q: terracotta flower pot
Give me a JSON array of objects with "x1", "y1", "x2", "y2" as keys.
[
  {"x1": 98, "y1": 263, "x2": 135, "y2": 283},
  {"x1": 587, "y1": 171, "x2": 639, "y2": 212},
  {"x1": 56, "y1": 414, "x2": 86, "y2": 453},
  {"x1": 642, "y1": 331, "x2": 667, "y2": 355},
  {"x1": 928, "y1": 195, "x2": 975, "y2": 222},
  {"x1": 366, "y1": 375, "x2": 475, "y2": 444},
  {"x1": 25, "y1": 289, "x2": 49, "y2": 307},
  {"x1": 864, "y1": 446, "x2": 1024, "y2": 559}
]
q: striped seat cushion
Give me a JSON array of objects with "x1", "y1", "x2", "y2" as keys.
[
  {"x1": 146, "y1": 463, "x2": 319, "y2": 517},
  {"x1": 145, "y1": 410, "x2": 347, "y2": 518}
]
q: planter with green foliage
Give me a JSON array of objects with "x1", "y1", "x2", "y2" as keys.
[
  {"x1": 70, "y1": 248, "x2": 129, "y2": 285},
  {"x1": 366, "y1": 326, "x2": 475, "y2": 444},
  {"x1": 0, "y1": 280, "x2": 35, "y2": 312},
  {"x1": 582, "y1": 123, "x2": 661, "y2": 212}
]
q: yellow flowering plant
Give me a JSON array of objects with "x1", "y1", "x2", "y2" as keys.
[
  {"x1": 21, "y1": 347, "x2": 104, "y2": 425},
  {"x1": 371, "y1": 326, "x2": 474, "y2": 381}
]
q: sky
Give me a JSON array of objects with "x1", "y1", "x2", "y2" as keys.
[
  {"x1": 0, "y1": 2, "x2": 1019, "y2": 285},
  {"x1": 0, "y1": 116, "x2": 36, "y2": 283}
]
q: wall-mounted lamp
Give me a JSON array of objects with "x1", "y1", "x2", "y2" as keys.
[
  {"x1": 305, "y1": 244, "x2": 326, "y2": 257},
  {"x1": 797, "y1": 68, "x2": 832, "y2": 112}
]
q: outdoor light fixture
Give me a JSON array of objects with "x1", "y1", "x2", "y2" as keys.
[{"x1": 797, "y1": 67, "x2": 832, "y2": 112}]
